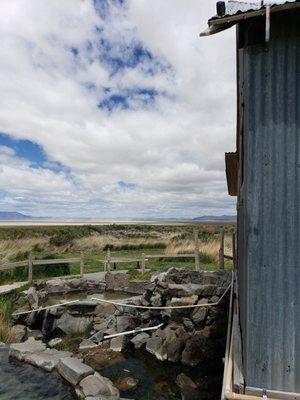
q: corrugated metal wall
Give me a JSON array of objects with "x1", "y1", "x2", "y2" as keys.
[{"x1": 239, "y1": 11, "x2": 300, "y2": 392}]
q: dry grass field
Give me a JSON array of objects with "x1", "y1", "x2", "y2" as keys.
[
  {"x1": 0, "y1": 222, "x2": 235, "y2": 342},
  {"x1": 0, "y1": 222, "x2": 235, "y2": 284}
]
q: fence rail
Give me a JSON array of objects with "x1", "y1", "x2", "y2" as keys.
[
  {"x1": 0, "y1": 254, "x2": 84, "y2": 282},
  {"x1": 0, "y1": 230, "x2": 236, "y2": 284}
]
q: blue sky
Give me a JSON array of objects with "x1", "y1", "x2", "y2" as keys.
[{"x1": 0, "y1": 0, "x2": 236, "y2": 220}]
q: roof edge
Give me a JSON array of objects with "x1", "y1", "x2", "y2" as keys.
[{"x1": 200, "y1": 1, "x2": 300, "y2": 37}]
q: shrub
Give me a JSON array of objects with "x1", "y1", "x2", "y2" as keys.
[{"x1": 200, "y1": 251, "x2": 214, "y2": 264}]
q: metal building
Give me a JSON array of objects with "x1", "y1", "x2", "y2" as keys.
[{"x1": 202, "y1": 1, "x2": 300, "y2": 398}]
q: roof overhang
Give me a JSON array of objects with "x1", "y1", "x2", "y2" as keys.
[{"x1": 200, "y1": 1, "x2": 300, "y2": 37}]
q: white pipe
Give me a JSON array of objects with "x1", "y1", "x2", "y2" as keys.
[
  {"x1": 12, "y1": 282, "x2": 231, "y2": 317},
  {"x1": 82, "y1": 323, "x2": 164, "y2": 350},
  {"x1": 103, "y1": 323, "x2": 164, "y2": 340},
  {"x1": 221, "y1": 271, "x2": 234, "y2": 400},
  {"x1": 91, "y1": 283, "x2": 231, "y2": 310},
  {"x1": 12, "y1": 300, "x2": 80, "y2": 316}
]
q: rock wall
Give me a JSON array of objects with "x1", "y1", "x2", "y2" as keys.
[
  {"x1": 13, "y1": 268, "x2": 230, "y2": 368},
  {"x1": 10, "y1": 268, "x2": 231, "y2": 400}
]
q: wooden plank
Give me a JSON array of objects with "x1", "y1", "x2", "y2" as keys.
[
  {"x1": 219, "y1": 231, "x2": 225, "y2": 270},
  {"x1": 32, "y1": 258, "x2": 80, "y2": 266},
  {"x1": 0, "y1": 261, "x2": 28, "y2": 270},
  {"x1": 232, "y1": 305, "x2": 244, "y2": 392},
  {"x1": 141, "y1": 253, "x2": 146, "y2": 274},
  {"x1": 232, "y1": 232, "x2": 236, "y2": 268},
  {"x1": 194, "y1": 229, "x2": 200, "y2": 271},
  {"x1": 225, "y1": 152, "x2": 238, "y2": 196},
  {"x1": 145, "y1": 254, "x2": 194, "y2": 259},
  {"x1": 110, "y1": 258, "x2": 142, "y2": 263},
  {"x1": 106, "y1": 248, "x2": 111, "y2": 271},
  {"x1": 28, "y1": 254, "x2": 33, "y2": 282},
  {"x1": 224, "y1": 254, "x2": 234, "y2": 260},
  {"x1": 80, "y1": 253, "x2": 84, "y2": 278}
]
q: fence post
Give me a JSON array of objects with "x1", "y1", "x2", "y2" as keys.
[
  {"x1": 28, "y1": 253, "x2": 33, "y2": 282},
  {"x1": 219, "y1": 231, "x2": 225, "y2": 270},
  {"x1": 232, "y1": 232, "x2": 236, "y2": 269},
  {"x1": 141, "y1": 253, "x2": 146, "y2": 275},
  {"x1": 194, "y1": 229, "x2": 200, "y2": 271},
  {"x1": 106, "y1": 248, "x2": 111, "y2": 271},
  {"x1": 80, "y1": 252, "x2": 84, "y2": 278}
]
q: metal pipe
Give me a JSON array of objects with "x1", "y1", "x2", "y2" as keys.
[
  {"x1": 224, "y1": 310, "x2": 278, "y2": 400},
  {"x1": 91, "y1": 282, "x2": 231, "y2": 310},
  {"x1": 12, "y1": 300, "x2": 80, "y2": 316}
]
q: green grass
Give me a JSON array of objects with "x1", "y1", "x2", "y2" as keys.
[
  {"x1": 0, "y1": 223, "x2": 235, "y2": 284},
  {"x1": 0, "y1": 246, "x2": 231, "y2": 285},
  {"x1": 0, "y1": 292, "x2": 19, "y2": 343}
]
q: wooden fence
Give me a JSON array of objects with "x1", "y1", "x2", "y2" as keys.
[
  {"x1": 0, "y1": 254, "x2": 84, "y2": 282},
  {"x1": 0, "y1": 230, "x2": 236, "y2": 283},
  {"x1": 104, "y1": 230, "x2": 236, "y2": 273}
]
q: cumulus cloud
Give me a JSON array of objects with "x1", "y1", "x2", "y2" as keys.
[{"x1": 0, "y1": 0, "x2": 236, "y2": 219}]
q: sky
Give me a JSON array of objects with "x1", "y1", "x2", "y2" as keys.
[{"x1": 0, "y1": 0, "x2": 237, "y2": 220}]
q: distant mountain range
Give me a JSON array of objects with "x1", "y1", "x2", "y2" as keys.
[
  {"x1": 0, "y1": 212, "x2": 237, "y2": 222},
  {"x1": 0, "y1": 212, "x2": 34, "y2": 221},
  {"x1": 193, "y1": 215, "x2": 236, "y2": 222}
]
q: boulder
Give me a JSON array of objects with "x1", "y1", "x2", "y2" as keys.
[
  {"x1": 116, "y1": 316, "x2": 136, "y2": 333},
  {"x1": 168, "y1": 284, "x2": 196, "y2": 297},
  {"x1": 9, "y1": 337, "x2": 46, "y2": 361},
  {"x1": 48, "y1": 337, "x2": 63, "y2": 348},
  {"x1": 93, "y1": 320, "x2": 108, "y2": 333},
  {"x1": 27, "y1": 328, "x2": 43, "y2": 340},
  {"x1": 23, "y1": 348, "x2": 72, "y2": 372},
  {"x1": 27, "y1": 287, "x2": 39, "y2": 309},
  {"x1": 57, "y1": 356, "x2": 94, "y2": 386},
  {"x1": 182, "y1": 318, "x2": 194, "y2": 332},
  {"x1": 130, "y1": 332, "x2": 149, "y2": 349},
  {"x1": 181, "y1": 334, "x2": 216, "y2": 366},
  {"x1": 90, "y1": 330, "x2": 106, "y2": 344},
  {"x1": 67, "y1": 278, "x2": 86, "y2": 290},
  {"x1": 55, "y1": 312, "x2": 92, "y2": 334},
  {"x1": 145, "y1": 335, "x2": 166, "y2": 361},
  {"x1": 116, "y1": 376, "x2": 139, "y2": 391},
  {"x1": 123, "y1": 295, "x2": 142, "y2": 306},
  {"x1": 126, "y1": 280, "x2": 151, "y2": 295},
  {"x1": 166, "y1": 326, "x2": 190, "y2": 363},
  {"x1": 80, "y1": 372, "x2": 120, "y2": 399},
  {"x1": 11, "y1": 325, "x2": 27, "y2": 343},
  {"x1": 105, "y1": 272, "x2": 131, "y2": 292},
  {"x1": 210, "y1": 295, "x2": 220, "y2": 303},
  {"x1": 151, "y1": 293, "x2": 162, "y2": 307},
  {"x1": 170, "y1": 295, "x2": 198, "y2": 307},
  {"x1": 94, "y1": 303, "x2": 116, "y2": 318},
  {"x1": 175, "y1": 373, "x2": 197, "y2": 390},
  {"x1": 84, "y1": 348, "x2": 124, "y2": 370},
  {"x1": 46, "y1": 279, "x2": 69, "y2": 294},
  {"x1": 190, "y1": 298, "x2": 208, "y2": 325},
  {"x1": 181, "y1": 386, "x2": 200, "y2": 400},
  {"x1": 110, "y1": 336, "x2": 125, "y2": 352},
  {"x1": 79, "y1": 339, "x2": 98, "y2": 351}
]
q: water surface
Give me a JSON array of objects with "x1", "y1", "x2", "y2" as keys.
[{"x1": 0, "y1": 347, "x2": 75, "y2": 400}]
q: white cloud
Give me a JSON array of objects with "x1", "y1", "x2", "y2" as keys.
[{"x1": 0, "y1": 0, "x2": 236, "y2": 219}]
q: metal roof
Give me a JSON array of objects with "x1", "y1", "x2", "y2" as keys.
[
  {"x1": 200, "y1": 0, "x2": 300, "y2": 36},
  {"x1": 215, "y1": 0, "x2": 297, "y2": 19}
]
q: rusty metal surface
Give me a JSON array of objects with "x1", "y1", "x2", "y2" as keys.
[{"x1": 238, "y1": 11, "x2": 300, "y2": 392}]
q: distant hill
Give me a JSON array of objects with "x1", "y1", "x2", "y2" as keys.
[
  {"x1": 0, "y1": 212, "x2": 34, "y2": 221},
  {"x1": 193, "y1": 215, "x2": 236, "y2": 222}
]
